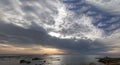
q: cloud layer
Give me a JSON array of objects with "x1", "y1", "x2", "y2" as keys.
[
  {"x1": 85, "y1": 0, "x2": 120, "y2": 14},
  {"x1": 0, "y1": 0, "x2": 120, "y2": 54}
]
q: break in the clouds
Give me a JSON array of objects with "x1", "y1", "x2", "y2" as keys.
[
  {"x1": 0, "y1": 0, "x2": 120, "y2": 54},
  {"x1": 85, "y1": 0, "x2": 120, "y2": 14}
]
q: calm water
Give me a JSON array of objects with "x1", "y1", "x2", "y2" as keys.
[{"x1": 0, "y1": 54, "x2": 111, "y2": 65}]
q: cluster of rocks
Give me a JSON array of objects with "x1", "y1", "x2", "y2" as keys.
[
  {"x1": 19, "y1": 57, "x2": 100, "y2": 65},
  {"x1": 19, "y1": 57, "x2": 45, "y2": 64},
  {"x1": 97, "y1": 56, "x2": 120, "y2": 65},
  {"x1": 19, "y1": 57, "x2": 60, "y2": 65}
]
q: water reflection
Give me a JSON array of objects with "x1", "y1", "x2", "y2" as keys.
[
  {"x1": 0, "y1": 55, "x2": 105, "y2": 65},
  {"x1": 44, "y1": 55, "x2": 64, "y2": 65}
]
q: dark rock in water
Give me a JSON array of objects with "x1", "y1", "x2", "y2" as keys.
[
  {"x1": 26, "y1": 61, "x2": 31, "y2": 64},
  {"x1": 19, "y1": 59, "x2": 31, "y2": 64},
  {"x1": 20, "y1": 60, "x2": 26, "y2": 63},
  {"x1": 43, "y1": 60, "x2": 46, "y2": 63},
  {"x1": 97, "y1": 56, "x2": 120, "y2": 65},
  {"x1": 32, "y1": 57, "x2": 42, "y2": 60}
]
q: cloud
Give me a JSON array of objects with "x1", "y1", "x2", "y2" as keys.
[
  {"x1": 0, "y1": 0, "x2": 120, "y2": 54},
  {"x1": 85, "y1": 0, "x2": 120, "y2": 14},
  {"x1": 0, "y1": 0, "x2": 103, "y2": 40},
  {"x1": 0, "y1": 21, "x2": 110, "y2": 54}
]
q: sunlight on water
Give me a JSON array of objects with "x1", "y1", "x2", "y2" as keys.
[{"x1": 0, "y1": 55, "x2": 105, "y2": 65}]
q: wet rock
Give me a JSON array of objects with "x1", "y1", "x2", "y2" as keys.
[
  {"x1": 97, "y1": 56, "x2": 120, "y2": 65},
  {"x1": 19, "y1": 59, "x2": 31, "y2": 64},
  {"x1": 43, "y1": 60, "x2": 46, "y2": 63},
  {"x1": 32, "y1": 57, "x2": 42, "y2": 60}
]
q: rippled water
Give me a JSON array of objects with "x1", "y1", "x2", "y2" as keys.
[{"x1": 0, "y1": 55, "x2": 107, "y2": 65}]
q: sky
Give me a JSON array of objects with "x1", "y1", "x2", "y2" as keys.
[{"x1": 0, "y1": 0, "x2": 120, "y2": 54}]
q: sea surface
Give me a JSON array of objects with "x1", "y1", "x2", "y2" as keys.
[{"x1": 0, "y1": 54, "x2": 117, "y2": 65}]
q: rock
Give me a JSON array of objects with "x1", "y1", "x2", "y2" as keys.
[
  {"x1": 32, "y1": 57, "x2": 42, "y2": 60},
  {"x1": 43, "y1": 60, "x2": 46, "y2": 63},
  {"x1": 97, "y1": 56, "x2": 120, "y2": 65},
  {"x1": 19, "y1": 59, "x2": 31, "y2": 64}
]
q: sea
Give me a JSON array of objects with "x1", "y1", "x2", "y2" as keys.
[{"x1": 0, "y1": 54, "x2": 118, "y2": 65}]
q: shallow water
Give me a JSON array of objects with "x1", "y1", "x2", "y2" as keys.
[{"x1": 0, "y1": 54, "x2": 107, "y2": 65}]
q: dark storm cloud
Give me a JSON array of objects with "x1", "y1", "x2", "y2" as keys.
[
  {"x1": 0, "y1": 21, "x2": 111, "y2": 54},
  {"x1": 44, "y1": 38, "x2": 111, "y2": 54},
  {"x1": 0, "y1": 21, "x2": 47, "y2": 44}
]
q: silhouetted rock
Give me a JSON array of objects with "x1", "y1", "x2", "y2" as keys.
[
  {"x1": 97, "y1": 56, "x2": 120, "y2": 65},
  {"x1": 43, "y1": 60, "x2": 46, "y2": 63},
  {"x1": 32, "y1": 57, "x2": 42, "y2": 60},
  {"x1": 19, "y1": 59, "x2": 31, "y2": 64}
]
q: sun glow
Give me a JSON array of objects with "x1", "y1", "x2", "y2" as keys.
[
  {"x1": 40, "y1": 47, "x2": 65, "y2": 55},
  {"x1": 107, "y1": 48, "x2": 120, "y2": 54},
  {"x1": 0, "y1": 44, "x2": 65, "y2": 54}
]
